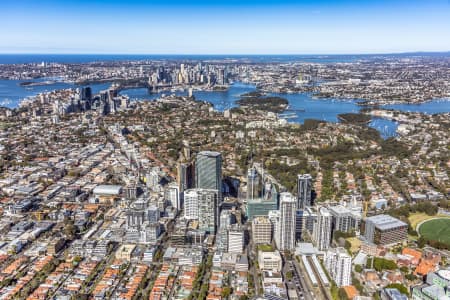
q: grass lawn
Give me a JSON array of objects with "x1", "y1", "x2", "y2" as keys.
[
  {"x1": 347, "y1": 237, "x2": 362, "y2": 253},
  {"x1": 418, "y1": 218, "x2": 450, "y2": 246},
  {"x1": 257, "y1": 244, "x2": 274, "y2": 252},
  {"x1": 408, "y1": 213, "x2": 450, "y2": 230}
]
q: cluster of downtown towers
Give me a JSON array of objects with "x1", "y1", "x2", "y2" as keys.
[{"x1": 181, "y1": 150, "x2": 324, "y2": 252}]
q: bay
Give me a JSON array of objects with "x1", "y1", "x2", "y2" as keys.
[{"x1": 1, "y1": 78, "x2": 449, "y2": 139}]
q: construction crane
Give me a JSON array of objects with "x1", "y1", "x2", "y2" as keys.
[{"x1": 33, "y1": 210, "x2": 48, "y2": 221}]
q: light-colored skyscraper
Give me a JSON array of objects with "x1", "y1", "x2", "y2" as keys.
[
  {"x1": 165, "y1": 182, "x2": 181, "y2": 211},
  {"x1": 183, "y1": 188, "x2": 219, "y2": 233},
  {"x1": 195, "y1": 151, "x2": 222, "y2": 198},
  {"x1": 279, "y1": 192, "x2": 296, "y2": 251},
  {"x1": 268, "y1": 210, "x2": 281, "y2": 249},
  {"x1": 324, "y1": 247, "x2": 352, "y2": 287},
  {"x1": 228, "y1": 224, "x2": 244, "y2": 253},
  {"x1": 329, "y1": 205, "x2": 353, "y2": 233},
  {"x1": 247, "y1": 167, "x2": 260, "y2": 200},
  {"x1": 216, "y1": 210, "x2": 232, "y2": 252},
  {"x1": 313, "y1": 207, "x2": 332, "y2": 251},
  {"x1": 297, "y1": 174, "x2": 312, "y2": 209},
  {"x1": 184, "y1": 189, "x2": 199, "y2": 220},
  {"x1": 252, "y1": 216, "x2": 273, "y2": 244}
]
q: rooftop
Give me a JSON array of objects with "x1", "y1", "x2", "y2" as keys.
[
  {"x1": 366, "y1": 214, "x2": 407, "y2": 230},
  {"x1": 329, "y1": 205, "x2": 351, "y2": 215},
  {"x1": 437, "y1": 269, "x2": 450, "y2": 281},
  {"x1": 93, "y1": 185, "x2": 122, "y2": 195},
  {"x1": 198, "y1": 151, "x2": 221, "y2": 157},
  {"x1": 253, "y1": 216, "x2": 271, "y2": 224}
]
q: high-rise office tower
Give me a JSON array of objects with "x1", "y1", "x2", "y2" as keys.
[
  {"x1": 184, "y1": 189, "x2": 199, "y2": 220},
  {"x1": 304, "y1": 207, "x2": 317, "y2": 234},
  {"x1": 252, "y1": 216, "x2": 273, "y2": 244},
  {"x1": 81, "y1": 87, "x2": 92, "y2": 101},
  {"x1": 313, "y1": 207, "x2": 332, "y2": 251},
  {"x1": 295, "y1": 210, "x2": 305, "y2": 241},
  {"x1": 247, "y1": 167, "x2": 260, "y2": 200},
  {"x1": 197, "y1": 189, "x2": 219, "y2": 233},
  {"x1": 279, "y1": 192, "x2": 296, "y2": 251},
  {"x1": 216, "y1": 210, "x2": 233, "y2": 252},
  {"x1": 268, "y1": 210, "x2": 281, "y2": 249},
  {"x1": 183, "y1": 188, "x2": 219, "y2": 234},
  {"x1": 297, "y1": 174, "x2": 312, "y2": 209},
  {"x1": 329, "y1": 205, "x2": 353, "y2": 233},
  {"x1": 177, "y1": 162, "x2": 189, "y2": 192},
  {"x1": 324, "y1": 247, "x2": 352, "y2": 287},
  {"x1": 246, "y1": 182, "x2": 278, "y2": 220},
  {"x1": 165, "y1": 183, "x2": 181, "y2": 211},
  {"x1": 195, "y1": 151, "x2": 222, "y2": 198},
  {"x1": 228, "y1": 224, "x2": 244, "y2": 253}
]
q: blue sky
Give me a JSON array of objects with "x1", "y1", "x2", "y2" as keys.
[{"x1": 1, "y1": 0, "x2": 450, "y2": 54}]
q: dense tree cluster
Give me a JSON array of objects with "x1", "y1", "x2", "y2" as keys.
[
  {"x1": 236, "y1": 96, "x2": 288, "y2": 113},
  {"x1": 338, "y1": 113, "x2": 371, "y2": 124},
  {"x1": 373, "y1": 257, "x2": 397, "y2": 272}
]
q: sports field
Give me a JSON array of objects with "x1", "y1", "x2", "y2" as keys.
[
  {"x1": 409, "y1": 212, "x2": 450, "y2": 230},
  {"x1": 418, "y1": 218, "x2": 450, "y2": 246}
]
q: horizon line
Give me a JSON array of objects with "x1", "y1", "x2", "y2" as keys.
[{"x1": 1, "y1": 51, "x2": 450, "y2": 56}]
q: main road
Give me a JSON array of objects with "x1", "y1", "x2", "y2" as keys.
[{"x1": 282, "y1": 254, "x2": 314, "y2": 300}]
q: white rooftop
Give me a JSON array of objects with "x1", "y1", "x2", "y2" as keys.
[
  {"x1": 366, "y1": 214, "x2": 407, "y2": 230},
  {"x1": 93, "y1": 185, "x2": 122, "y2": 195}
]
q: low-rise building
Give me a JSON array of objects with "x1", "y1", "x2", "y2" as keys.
[{"x1": 258, "y1": 250, "x2": 282, "y2": 272}]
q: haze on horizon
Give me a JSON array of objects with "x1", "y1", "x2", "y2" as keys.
[{"x1": 1, "y1": 0, "x2": 450, "y2": 55}]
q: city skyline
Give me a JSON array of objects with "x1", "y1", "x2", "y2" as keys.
[
  {"x1": 1, "y1": 0, "x2": 450, "y2": 54},
  {"x1": 0, "y1": 1, "x2": 450, "y2": 299}
]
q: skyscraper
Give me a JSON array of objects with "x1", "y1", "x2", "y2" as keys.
[
  {"x1": 252, "y1": 216, "x2": 273, "y2": 244},
  {"x1": 195, "y1": 151, "x2": 222, "y2": 197},
  {"x1": 268, "y1": 210, "x2": 281, "y2": 249},
  {"x1": 279, "y1": 192, "x2": 296, "y2": 251},
  {"x1": 197, "y1": 189, "x2": 219, "y2": 233},
  {"x1": 228, "y1": 224, "x2": 244, "y2": 253},
  {"x1": 247, "y1": 167, "x2": 260, "y2": 200},
  {"x1": 183, "y1": 188, "x2": 219, "y2": 233},
  {"x1": 216, "y1": 210, "x2": 233, "y2": 252},
  {"x1": 80, "y1": 87, "x2": 92, "y2": 101},
  {"x1": 184, "y1": 189, "x2": 199, "y2": 220},
  {"x1": 246, "y1": 182, "x2": 278, "y2": 220},
  {"x1": 165, "y1": 182, "x2": 181, "y2": 211},
  {"x1": 324, "y1": 247, "x2": 352, "y2": 287},
  {"x1": 297, "y1": 174, "x2": 312, "y2": 209},
  {"x1": 328, "y1": 205, "x2": 361, "y2": 234},
  {"x1": 313, "y1": 207, "x2": 332, "y2": 251},
  {"x1": 295, "y1": 210, "x2": 305, "y2": 241},
  {"x1": 177, "y1": 162, "x2": 189, "y2": 192}
]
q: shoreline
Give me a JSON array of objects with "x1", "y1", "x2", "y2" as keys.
[{"x1": 3, "y1": 77, "x2": 448, "y2": 107}]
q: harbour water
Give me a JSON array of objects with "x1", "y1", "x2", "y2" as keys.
[
  {"x1": 1, "y1": 79, "x2": 450, "y2": 139},
  {"x1": 0, "y1": 79, "x2": 110, "y2": 108},
  {"x1": 118, "y1": 83, "x2": 450, "y2": 139}
]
